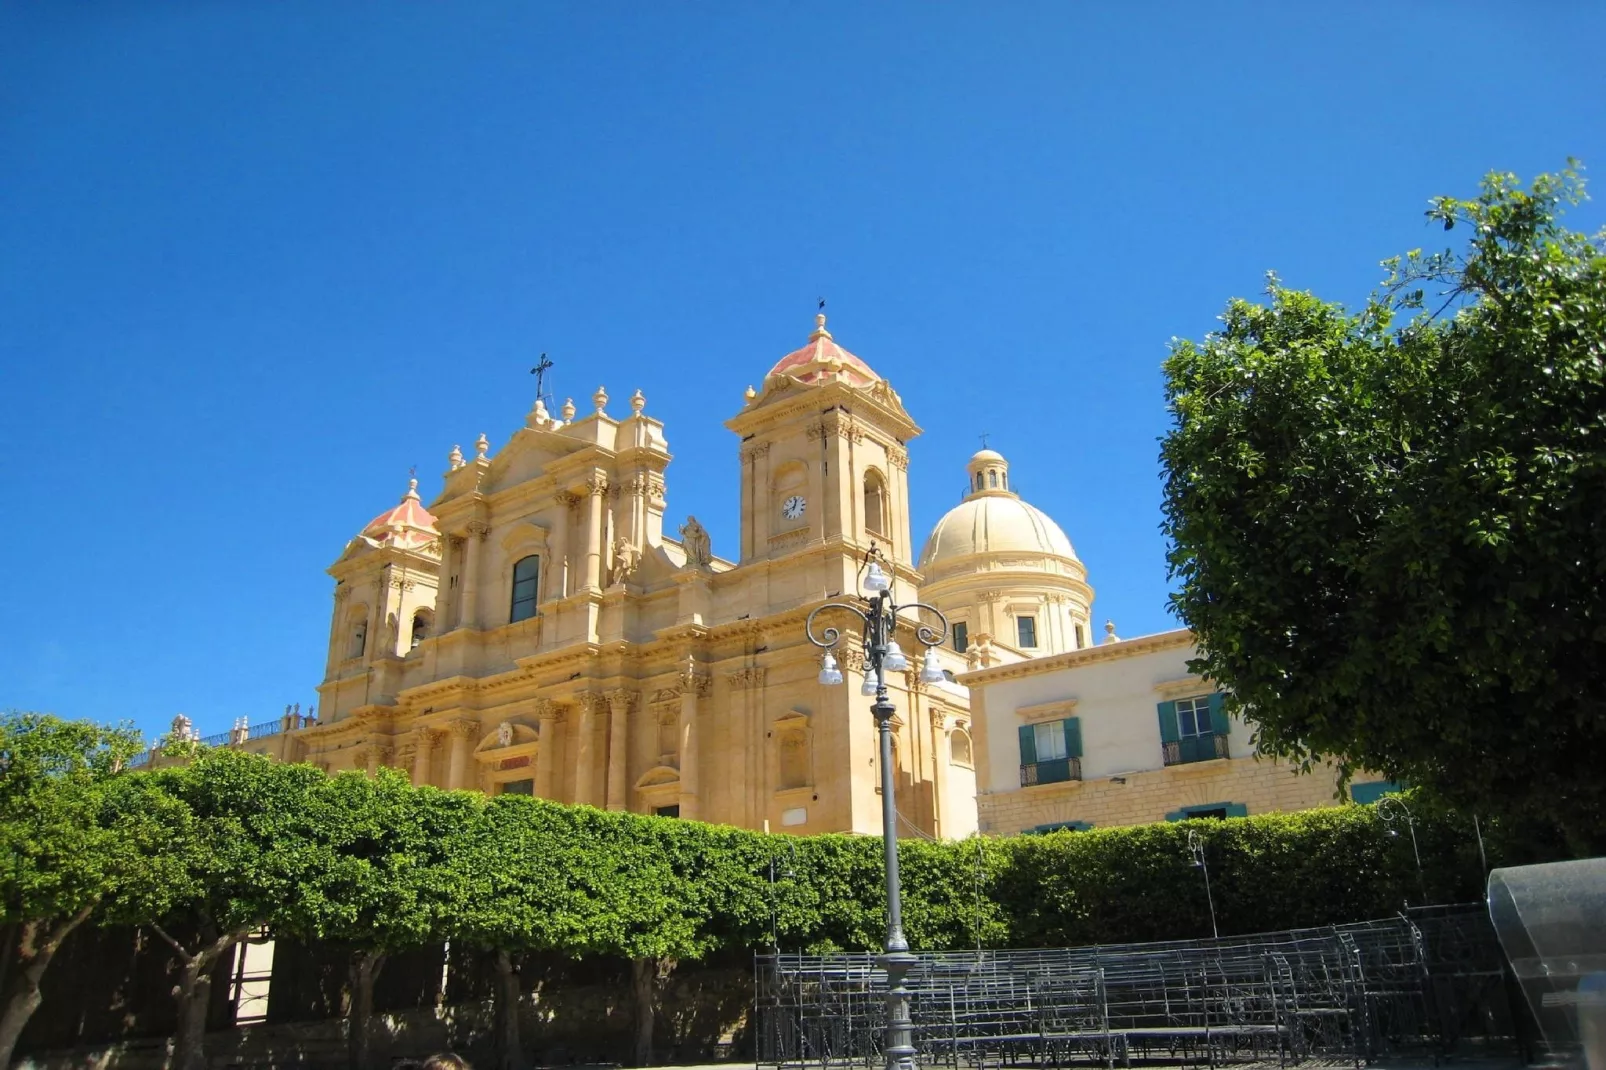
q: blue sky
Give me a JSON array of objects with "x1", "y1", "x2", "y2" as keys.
[{"x1": 3, "y1": 3, "x2": 1602, "y2": 743}]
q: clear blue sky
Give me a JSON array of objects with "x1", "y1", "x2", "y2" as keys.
[{"x1": 3, "y1": 3, "x2": 1602, "y2": 743}]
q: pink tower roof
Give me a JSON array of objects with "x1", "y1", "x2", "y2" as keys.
[
  {"x1": 360, "y1": 478, "x2": 438, "y2": 551},
  {"x1": 765, "y1": 314, "x2": 879, "y2": 387}
]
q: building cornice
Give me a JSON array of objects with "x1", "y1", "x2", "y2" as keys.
[{"x1": 957, "y1": 628, "x2": 1194, "y2": 686}]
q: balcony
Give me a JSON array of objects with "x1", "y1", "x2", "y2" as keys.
[
  {"x1": 1163, "y1": 733, "x2": 1230, "y2": 766},
  {"x1": 1020, "y1": 756, "x2": 1082, "y2": 786}
]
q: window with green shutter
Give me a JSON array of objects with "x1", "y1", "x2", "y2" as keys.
[
  {"x1": 1164, "y1": 801, "x2": 1248, "y2": 821},
  {"x1": 1163, "y1": 694, "x2": 1229, "y2": 765},
  {"x1": 1020, "y1": 717, "x2": 1082, "y2": 786}
]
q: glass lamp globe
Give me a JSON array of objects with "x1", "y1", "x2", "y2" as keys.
[
  {"x1": 883, "y1": 639, "x2": 909, "y2": 672},
  {"x1": 818, "y1": 652, "x2": 844, "y2": 686},
  {"x1": 919, "y1": 648, "x2": 946, "y2": 684},
  {"x1": 860, "y1": 670, "x2": 879, "y2": 697},
  {"x1": 863, "y1": 560, "x2": 891, "y2": 593}
]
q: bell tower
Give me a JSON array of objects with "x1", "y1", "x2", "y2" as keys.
[{"x1": 726, "y1": 314, "x2": 921, "y2": 572}]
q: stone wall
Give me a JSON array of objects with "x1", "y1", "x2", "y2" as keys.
[{"x1": 978, "y1": 754, "x2": 1345, "y2": 834}]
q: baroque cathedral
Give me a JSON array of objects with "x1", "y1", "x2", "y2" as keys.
[{"x1": 304, "y1": 315, "x2": 1093, "y2": 838}]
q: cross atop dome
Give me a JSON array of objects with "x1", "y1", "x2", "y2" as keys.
[{"x1": 764, "y1": 310, "x2": 880, "y2": 387}]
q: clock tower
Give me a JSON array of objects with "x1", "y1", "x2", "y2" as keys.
[{"x1": 726, "y1": 313, "x2": 920, "y2": 582}]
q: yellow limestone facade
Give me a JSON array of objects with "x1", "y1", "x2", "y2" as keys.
[
  {"x1": 960, "y1": 628, "x2": 1357, "y2": 834},
  {"x1": 298, "y1": 315, "x2": 1006, "y2": 838}
]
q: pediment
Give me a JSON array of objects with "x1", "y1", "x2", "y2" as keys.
[
  {"x1": 634, "y1": 765, "x2": 681, "y2": 789},
  {"x1": 483, "y1": 426, "x2": 577, "y2": 495}
]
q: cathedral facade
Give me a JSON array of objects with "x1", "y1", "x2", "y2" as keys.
[{"x1": 301, "y1": 316, "x2": 1095, "y2": 838}]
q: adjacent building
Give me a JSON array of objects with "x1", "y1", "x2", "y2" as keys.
[{"x1": 960, "y1": 627, "x2": 1396, "y2": 834}]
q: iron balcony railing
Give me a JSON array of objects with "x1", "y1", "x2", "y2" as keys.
[
  {"x1": 1163, "y1": 733, "x2": 1230, "y2": 766},
  {"x1": 1020, "y1": 756, "x2": 1082, "y2": 786},
  {"x1": 246, "y1": 720, "x2": 282, "y2": 740}
]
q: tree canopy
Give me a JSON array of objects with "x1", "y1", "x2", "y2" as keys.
[{"x1": 1160, "y1": 163, "x2": 1606, "y2": 851}]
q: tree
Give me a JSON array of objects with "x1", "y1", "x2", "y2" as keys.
[
  {"x1": 1161, "y1": 163, "x2": 1606, "y2": 852},
  {"x1": 145, "y1": 749, "x2": 327, "y2": 1070},
  {"x1": 281, "y1": 770, "x2": 474, "y2": 1070},
  {"x1": 0, "y1": 714, "x2": 186, "y2": 1070},
  {"x1": 443, "y1": 795, "x2": 600, "y2": 1070}
]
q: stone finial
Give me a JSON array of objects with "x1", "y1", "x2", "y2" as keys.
[
  {"x1": 404, "y1": 477, "x2": 420, "y2": 501},
  {"x1": 630, "y1": 388, "x2": 645, "y2": 415},
  {"x1": 562, "y1": 397, "x2": 577, "y2": 421},
  {"x1": 811, "y1": 311, "x2": 831, "y2": 341},
  {"x1": 449, "y1": 444, "x2": 464, "y2": 469},
  {"x1": 744, "y1": 385, "x2": 757, "y2": 402},
  {"x1": 475, "y1": 433, "x2": 489, "y2": 460},
  {"x1": 1103, "y1": 620, "x2": 1120, "y2": 644},
  {"x1": 592, "y1": 385, "x2": 609, "y2": 414},
  {"x1": 532, "y1": 397, "x2": 549, "y2": 420}
]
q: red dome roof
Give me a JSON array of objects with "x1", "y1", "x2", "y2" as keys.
[
  {"x1": 766, "y1": 315, "x2": 879, "y2": 387},
  {"x1": 360, "y1": 480, "x2": 438, "y2": 551}
]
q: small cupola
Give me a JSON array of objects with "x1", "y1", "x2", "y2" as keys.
[{"x1": 965, "y1": 449, "x2": 1014, "y2": 498}]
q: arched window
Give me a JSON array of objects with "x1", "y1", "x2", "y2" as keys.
[
  {"x1": 1002, "y1": 471, "x2": 1008, "y2": 490},
  {"x1": 976, "y1": 472, "x2": 985, "y2": 491},
  {"x1": 510, "y1": 555, "x2": 540, "y2": 623},
  {"x1": 863, "y1": 470, "x2": 887, "y2": 536},
  {"x1": 951, "y1": 729, "x2": 974, "y2": 768},
  {"x1": 348, "y1": 616, "x2": 367, "y2": 659},
  {"x1": 410, "y1": 611, "x2": 431, "y2": 649},
  {"x1": 989, "y1": 470, "x2": 998, "y2": 488}
]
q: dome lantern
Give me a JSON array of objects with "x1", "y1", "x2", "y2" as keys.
[{"x1": 964, "y1": 448, "x2": 1013, "y2": 498}]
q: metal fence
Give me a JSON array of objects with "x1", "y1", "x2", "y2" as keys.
[{"x1": 755, "y1": 906, "x2": 1515, "y2": 1069}]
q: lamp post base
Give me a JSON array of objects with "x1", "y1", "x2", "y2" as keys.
[{"x1": 880, "y1": 947, "x2": 918, "y2": 1070}]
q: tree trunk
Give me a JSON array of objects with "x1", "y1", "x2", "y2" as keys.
[
  {"x1": 0, "y1": 909, "x2": 94, "y2": 1070},
  {"x1": 347, "y1": 949, "x2": 386, "y2": 1070},
  {"x1": 494, "y1": 949, "x2": 527, "y2": 1070},
  {"x1": 152, "y1": 923, "x2": 246, "y2": 1070},
  {"x1": 630, "y1": 957, "x2": 658, "y2": 1068}
]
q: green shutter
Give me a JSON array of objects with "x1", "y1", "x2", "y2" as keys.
[
  {"x1": 1225, "y1": 803, "x2": 1248, "y2": 818},
  {"x1": 1207, "y1": 692, "x2": 1227, "y2": 735},
  {"x1": 1157, "y1": 701, "x2": 1180, "y2": 744},
  {"x1": 1062, "y1": 717, "x2": 1083, "y2": 758},
  {"x1": 1018, "y1": 723, "x2": 1037, "y2": 764}
]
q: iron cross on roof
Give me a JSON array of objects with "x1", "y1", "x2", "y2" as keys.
[{"x1": 530, "y1": 353, "x2": 554, "y2": 401}]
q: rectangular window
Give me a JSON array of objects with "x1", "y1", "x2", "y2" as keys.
[
  {"x1": 501, "y1": 779, "x2": 533, "y2": 795},
  {"x1": 952, "y1": 621, "x2": 969, "y2": 653},
  {"x1": 510, "y1": 555, "x2": 540, "y2": 623},
  {"x1": 1017, "y1": 615, "x2": 1038, "y2": 648},
  {"x1": 1176, "y1": 696, "x2": 1212, "y2": 738},
  {"x1": 1033, "y1": 721, "x2": 1068, "y2": 761},
  {"x1": 654, "y1": 804, "x2": 681, "y2": 818}
]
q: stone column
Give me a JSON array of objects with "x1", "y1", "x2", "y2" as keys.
[
  {"x1": 548, "y1": 493, "x2": 574, "y2": 602},
  {"x1": 458, "y1": 522, "x2": 489, "y2": 630},
  {"x1": 573, "y1": 694, "x2": 599, "y2": 805},
  {"x1": 928, "y1": 704, "x2": 950, "y2": 841},
  {"x1": 533, "y1": 700, "x2": 558, "y2": 799},
  {"x1": 412, "y1": 729, "x2": 440, "y2": 787},
  {"x1": 581, "y1": 477, "x2": 607, "y2": 591},
  {"x1": 605, "y1": 689, "x2": 634, "y2": 811},
  {"x1": 677, "y1": 666, "x2": 709, "y2": 820},
  {"x1": 447, "y1": 720, "x2": 479, "y2": 790}
]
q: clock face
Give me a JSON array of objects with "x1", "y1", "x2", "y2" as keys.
[{"x1": 782, "y1": 495, "x2": 807, "y2": 521}]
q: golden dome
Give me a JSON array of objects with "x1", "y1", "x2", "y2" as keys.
[{"x1": 918, "y1": 450, "x2": 1078, "y2": 569}]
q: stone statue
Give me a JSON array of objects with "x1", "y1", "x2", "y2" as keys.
[
  {"x1": 680, "y1": 516, "x2": 711, "y2": 568},
  {"x1": 496, "y1": 721, "x2": 514, "y2": 747},
  {"x1": 610, "y1": 535, "x2": 640, "y2": 585},
  {"x1": 168, "y1": 714, "x2": 196, "y2": 743}
]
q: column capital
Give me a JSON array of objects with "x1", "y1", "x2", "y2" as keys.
[
  {"x1": 606, "y1": 688, "x2": 636, "y2": 715},
  {"x1": 465, "y1": 520, "x2": 492, "y2": 539},
  {"x1": 448, "y1": 718, "x2": 482, "y2": 741},
  {"x1": 533, "y1": 697, "x2": 560, "y2": 721}
]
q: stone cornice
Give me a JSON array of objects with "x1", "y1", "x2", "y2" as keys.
[{"x1": 956, "y1": 628, "x2": 1194, "y2": 687}]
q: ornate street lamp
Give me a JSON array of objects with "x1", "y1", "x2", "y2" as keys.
[
  {"x1": 807, "y1": 544, "x2": 948, "y2": 1070},
  {"x1": 1376, "y1": 795, "x2": 1427, "y2": 906}
]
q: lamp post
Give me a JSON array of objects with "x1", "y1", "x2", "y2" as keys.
[
  {"x1": 807, "y1": 544, "x2": 949, "y2": 1070},
  {"x1": 1376, "y1": 795, "x2": 1427, "y2": 906}
]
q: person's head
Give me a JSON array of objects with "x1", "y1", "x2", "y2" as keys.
[{"x1": 422, "y1": 1056, "x2": 471, "y2": 1070}]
